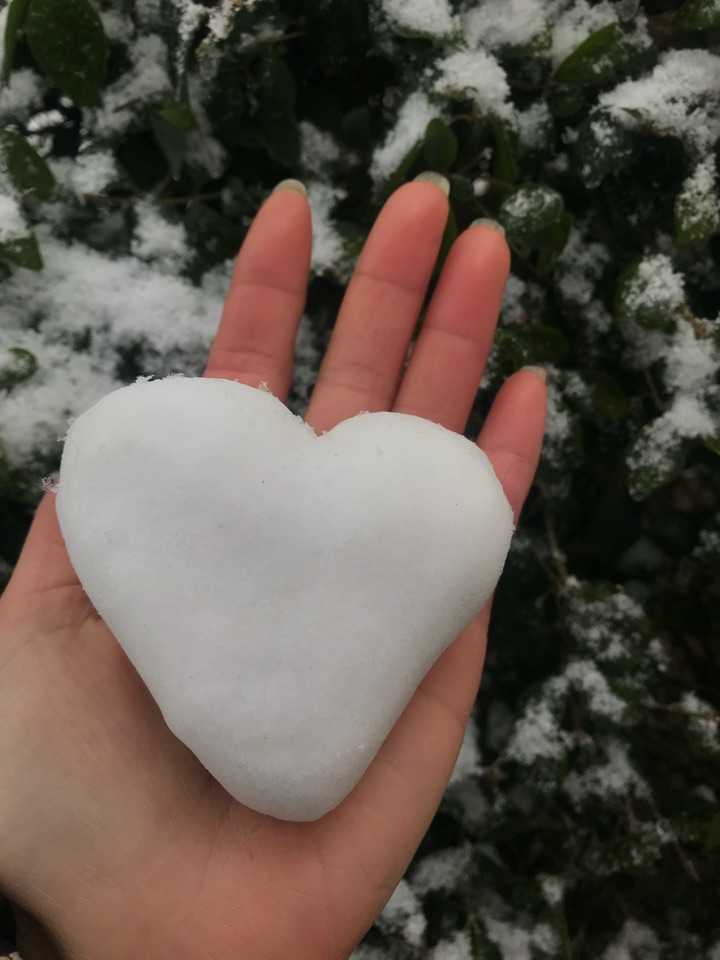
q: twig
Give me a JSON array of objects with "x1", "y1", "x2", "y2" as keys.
[
  {"x1": 543, "y1": 501, "x2": 569, "y2": 584},
  {"x1": 643, "y1": 368, "x2": 664, "y2": 414},
  {"x1": 80, "y1": 189, "x2": 224, "y2": 207}
]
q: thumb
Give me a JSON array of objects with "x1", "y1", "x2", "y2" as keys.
[{"x1": 1, "y1": 492, "x2": 82, "y2": 611}]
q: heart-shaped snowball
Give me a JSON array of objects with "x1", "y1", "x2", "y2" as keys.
[{"x1": 56, "y1": 375, "x2": 513, "y2": 821}]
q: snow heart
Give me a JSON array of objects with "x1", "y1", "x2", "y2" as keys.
[{"x1": 56, "y1": 375, "x2": 514, "y2": 821}]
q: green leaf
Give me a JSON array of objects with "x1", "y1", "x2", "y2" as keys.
[
  {"x1": 706, "y1": 814, "x2": 720, "y2": 850},
  {"x1": 184, "y1": 203, "x2": 244, "y2": 266},
  {"x1": 491, "y1": 118, "x2": 519, "y2": 184},
  {"x1": 496, "y1": 325, "x2": 570, "y2": 370},
  {"x1": 151, "y1": 100, "x2": 197, "y2": 180},
  {"x1": 384, "y1": 140, "x2": 424, "y2": 196},
  {"x1": 615, "y1": 258, "x2": 685, "y2": 332},
  {"x1": 0, "y1": 234, "x2": 43, "y2": 270},
  {"x1": 341, "y1": 106, "x2": 373, "y2": 151},
  {"x1": 151, "y1": 113, "x2": 188, "y2": 181},
  {"x1": 547, "y1": 82, "x2": 587, "y2": 119},
  {"x1": 437, "y1": 204, "x2": 458, "y2": 267},
  {"x1": 675, "y1": 0, "x2": 720, "y2": 30},
  {"x1": 258, "y1": 54, "x2": 300, "y2": 167},
  {"x1": 157, "y1": 100, "x2": 196, "y2": 131},
  {"x1": 0, "y1": 130, "x2": 55, "y2": 200},
  {"x1": 571, "y1": 108, "x2": 637, "y2": 188},
  {"x1": 448, "y1": 174, "x2": 476, "y2": 225},
  {"x1": 0, "y1": 347, "x2": 38, "y2": 389},
  {"x1": 422, "y1": 118, "x2": 458, "y2": 173},
  {"x1": 590, "y1": 372, "x2": 631, "y2": 420},
  {"x1": 25, "y1": 0, "x2": 108, "y2": 106},
  {"x1": 499, "y1": 185, "x2": 566, "y2": 252},
  {"x1": 554, "y1": 23, "x2": 624, "y2": 87},
  {"x1": 536, "y1": 212, "x2": 573, "y2": 276},
  {"x1": 704, "y1": 436, "x2": 720, "y2": 456},
  {"x1": 2, "y1": 0, "x2": 32, "y2": 83},
  {"x1": 674, "y1": 163, "x2": 720, "y2": 247}
]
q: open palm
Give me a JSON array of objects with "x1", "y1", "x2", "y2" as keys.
[{"x1": 0, "y1": 176, "x2": 546, "y2": 960}]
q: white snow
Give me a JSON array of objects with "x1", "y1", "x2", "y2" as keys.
[
  {"x1": 564, "y1": 660, "x2": 627, "y2": 721},
  {"x1": 543, "y1": 372, "x2": 573, "y2": 468},
  {"x1": 0, "y1": 4, "x2": 7, "y2": 77},
  {"x1": 564, "y1": 739, "x2": 650, "y2": 805},
  {"x1": 517, "y1": 101, "x2": 552, "y2": 152},
  {"x1": 349, "y1": 947, "x2": 386, "y2": 960},
  {"x1": 599, "y1": 49, "x2": 720, "y2": 153},
  {"x1": 131, "y1": 201, "x2": 192, "y2": 273},
  {"x1": 431, "y1": 49, "x2": 514, "y2": 122},
  {"x1": 540, "y1": 874, "x2": 565, "y2": 906},
  {"x1": 0, "y1": 69, "x2": 43, "y2": 123},
  {"x1": 449, "y1": 713, "x2": 482, "y2": 785},
  {"x1": 207, "y1": 0, "x2": 262, "y2": 41},
  {"x1": 551, "y1": 1, "x2": 618, "y2": 65},
  {"x1": 410, "y1": 843, "x2": 473, "y2": 895},
  {"x1": 430, "y1": 930, "x2": 474, "y2": 960},
  {"x1": 56, "y1": 376, "x2": 514, "y2": 820},
  {"x1": 93, "y1": 35, "x2": 172, "y2": 137},
  {"x1": 662, "y1": 320, "x2": 718, "y2": 395},
  {"x1": 629, "y1": 394, "x2": 716, "y2": 485},
  {"x1": 370, "y1": 90, "x2": 438, "y2": 186},
  {"x1": 462, "y1": 0, "x2": 549, "y2": 52},
  {"x1": 602, "y1": 919, "x2": 661, "y2": 960},
  {"x1": 566, "y1": 585, "x2": 645, "y2": 663},
  {"x1": 49, "y1": 151, "x2": 118, "y2": 196},
  {"x1": 0, "y1": 193, "x2": 28, "y2": 244},
  {"x1": 505, "y1": 678, "x2": 572, "y2": 764},
  {"x1": 380, "y1": 878, "x2": 427, "y2": 946},
  {"x1": 556, "y1": 226, "x2": 611, "y2": 308},
  {"x1": 676, "y1": 156, "x2": 720, "y2": 238},
  {"x1": 679, "y1": 693, "x2": 720, "y2": 753},
  {"x1": 1, "y1": 232, "x2": 227, "y2": 367},
  {"x1": 0, "y1": 333, "x2": 119, "y2": 465},
  {"x1": 26, "y1": 109, "x2": 65, "y2": 134},
  {"x1": 307, "y1": 181, "x2": 351, "y2": 281},
  {"x1": 100, "y1": 9, "x2": 134, "y2": 43},
  {"x1": 484, "y1": 916, "x2": 559, "y2": 960},
  {"x1": 500, "y1": 274, "x2": 528, "y2": 326},
  {"x1": 623, "y1": 254, "x2": 685, "y2": 323},
  {"x1": 169, "y1": 0, "x2": 207, "y2": 75},
  {"x1": 300, "y1": 121, "x2": 342, "y2": 174},
  {"x1": 382, "y1": 0, "x2": 458, "y2": 37}
]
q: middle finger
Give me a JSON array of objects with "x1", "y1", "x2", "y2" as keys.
[{"x1": 304, "y1": 176, "x2": 449, "y2": 435}]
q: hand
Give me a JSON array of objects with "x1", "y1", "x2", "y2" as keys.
[{"x1": 0, "y1": 175, "x2": 546, "y2": 960}]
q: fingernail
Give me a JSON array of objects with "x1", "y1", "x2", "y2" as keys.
[
  {"x1": 470, "y1": 218, "x2": 505, "y2": 236},
  {"x1": 521, "y1": 365, "x2": 547, "y2": 383},
  {"x1": 414, "y1": 171, "x2": 450, "y2": 196},
  {"x1": 273, "y1": 178, "x2": 307, "y2": 197}
]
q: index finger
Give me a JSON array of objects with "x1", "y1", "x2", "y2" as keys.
[{"x1": 204, "y1": 182, "x2": 312, "y2": 402}]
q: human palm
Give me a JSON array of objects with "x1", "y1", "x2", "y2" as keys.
[{"x1": 0, "y1": 176, "x2": 546, "y2": 960}]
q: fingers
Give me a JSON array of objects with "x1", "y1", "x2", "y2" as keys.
[
  {"x1": 0, "y1": 493, "x2": 89, "y2": 627},
  {"x1": 313, "y1": 369, "x2": 546, "y2": 914},
  {"x1": 203, "y1": 184, "x2": 312, "y2": 402},
  {"x1": 304, "y1": 179, "x2": 449, "y2": 435},
  {"x1": 393, "y1": 224, "x2": 510, "y2": 431},
  {"x1": 477, "y1": 367, "x2": 548, "y2": 522}
]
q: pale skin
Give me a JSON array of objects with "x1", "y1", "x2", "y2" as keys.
[{"x1": 0, "y1": 176, "x2": 546, "y2": 960}]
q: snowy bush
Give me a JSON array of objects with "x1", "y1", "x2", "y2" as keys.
[{"x1": 1, "y1": 0, "x2": 720, "y2": 956}]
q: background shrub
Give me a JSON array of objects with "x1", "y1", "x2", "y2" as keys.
[{"x1": 1, "y1": 1, "x2": 719, "y2": 957}]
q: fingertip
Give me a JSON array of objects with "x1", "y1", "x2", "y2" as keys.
[
  {"x1": 272, "y1": 178, "x2": 308, "y2": 198},
  {"x1": 519, "y1": 364, "x2": 548, "y2": 385},
  {"x1": 456, "y1": 219, "x2": 511, "y2": 285},
  {"x1": 478, "y1": 368, "x2": 547, "y2": 522}
]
